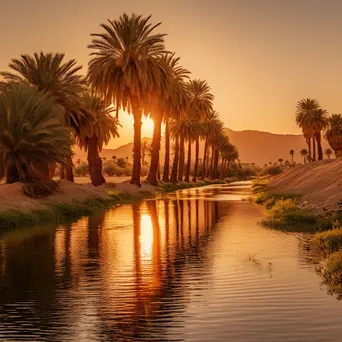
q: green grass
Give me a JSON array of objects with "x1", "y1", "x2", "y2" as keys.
[
  {"x1": 0, "y1": 180, "x2": 223, "y2": 232},
  {"x1": 255, "y1": 191, "x2": 342, "y2": 232}
]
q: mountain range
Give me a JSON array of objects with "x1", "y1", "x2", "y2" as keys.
[{"x1": 74, "y1": 129, "x2": 330, "y2": 166}]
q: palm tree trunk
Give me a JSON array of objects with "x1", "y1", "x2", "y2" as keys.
[
  {"x1": 170, "y1": 133, "x2": 179, "y2": 183},
  {"x1": 315, "y1": 132, "x2": 323, "y2": 160},
  {"x1": 130, "y1": 101, "x2": 142, "y2": 187},
  {"x1": 192, "y1": 137, "x2": 199, "y2": 182},
  {"x1": 178, "y1": 134, "x2": 185, "y2": 181},
  {"x1": 220, "y1": 159, "x2": 225, "y2": 179},
  {"x1": 306, "y1": 138, "x2": 311, "y2": 162},
  {"x1": 200, "y1": 136, "x2": 208, "y2": 180},
  {"x1": 147, "y1": 115, "x2": 163, "y2": 185},
  {"x1": 208, "y1": 146, "x2": 215, "y2": 177},
  {"x1": 225, "y1": 159, "x2": 231, "y2": 178},
  {"x1": 65, "y1": 155, "x2": 74, "y2": 182},
  {"x1": 291, "y1": 155, "x2": 294, "y2": 165},
  {"x1": 162, "y1": 116, "x2": 170, "y2": 182},
  {"x1": 88, "y1": 136, "x2": 106, "y2": 187},
  {"x1": 185, "y1": 139, "x2": 191, "y2": 182},
  {"x1": 6, "y1": 162, "x2": 19, "y2": 184},
  {"x1": 312, "y1": 137, "x2": 316, "y2": 162},
  {"x1": 211, "y1": 148, "x2": 219, "y2": 179},
  {"x1": 59, "y1": 165, "x2": 65, "y2": 179}
]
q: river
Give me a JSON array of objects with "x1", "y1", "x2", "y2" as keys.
[{"x1": 0, "y1": 181, "x2": 341, "y2": 341}]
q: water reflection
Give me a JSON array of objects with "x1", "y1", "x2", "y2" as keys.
[{"x1": 0, "y1": 196, "x2": 223, "y2": 341}]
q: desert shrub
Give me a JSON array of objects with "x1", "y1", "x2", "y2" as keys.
[
  {"x1": 265, "y1": 165, "x2": 282, "y2": 176},
  {"x1": 116, "y1": 157, "x2": 127, "y2": 168},
  {"x1": 241, "y1": 166, "x2": 257, "y2": 178},
  {"x1": 123, "y1": 166, "x2": 132, "y2": 176},
  {"x1": 22, "y1": 180, "x2": 59, "y2": 198},
  {"x1": 141, "y1": 166, "x2": 149, "y2": 177},
  {"x1": 103, "y1": 162, "x2": 116, "y2": 176},
  {"x1": 311, "y1": 226, "x2": 342, "y2": 255},
  {"x1": 74, "y1": 162, "x2": 88, "y2": 177},
  {"x1": 322, "y1": 251, "x2": 342, "y2": 294}
]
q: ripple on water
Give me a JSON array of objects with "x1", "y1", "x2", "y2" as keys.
[{"x1": 0, "y1": 183, "x2": 342, "y2": 341}]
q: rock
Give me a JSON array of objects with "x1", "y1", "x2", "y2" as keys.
[
  {"x1": 303, "y1": 201, "x2": 309, "y2": 206},
  {"x1": 337, "y1": 200, "x2": 342, "y2": 205}
]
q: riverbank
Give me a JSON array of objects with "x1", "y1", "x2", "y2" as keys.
[{"x1": 0, "y1": 179, "x2": 224, "y2": 230}]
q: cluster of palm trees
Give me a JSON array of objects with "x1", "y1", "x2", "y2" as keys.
[
  {"x1": 296, "y1": 98, "x2": 342, "y2": 161},
  {"x1": 0, "y1": 13, "x2": 238, "y2": 189}
]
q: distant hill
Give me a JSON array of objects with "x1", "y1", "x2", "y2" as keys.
[{"x1": 74, "y1": 129, "x2": 330, "y2": 166}]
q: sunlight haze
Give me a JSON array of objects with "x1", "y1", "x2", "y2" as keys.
[{"x1": 1, "y1": 0, "x2": 342, "y2": 147}]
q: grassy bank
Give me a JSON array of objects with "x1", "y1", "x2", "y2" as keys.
[
  {"x1": 252, "y1": 179, "x2": 342, "y2": 296},
  {"x1": 0, "y1": 180, "x2": 224, "y2": 232}
]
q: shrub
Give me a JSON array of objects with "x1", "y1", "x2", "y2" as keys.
[
  {"x1": 123, "y1": 166, "x2": 132, "y2": 176},
  {"x1": 311, "y1": 226, "x2": 342, "y2": 255},
  {"x1": 103, "y1": 162, "x2": 116, "y2": 176},
  {"x1": 322, "y1": 251, "x2": 342, "y2": 294},
  {"x1": 74, "y1": 162, "x2": 88, "y2": 177},
  {"x1": 265, "y1": 165, "x2": 282, "y2": 176}
]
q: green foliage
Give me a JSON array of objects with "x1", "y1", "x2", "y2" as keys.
[
  {"x1": 74, "y1": 162, "x2": 89, "y2": 177},
  {"x1": 0, "y1": 83, "x2": 72, "y2": 182},
  {"x1": 311, "y1": 226, "x2": 342, "y2": 256},
  {"x1": 265, "y1": 165, "x2": 283, "y2": 176}
]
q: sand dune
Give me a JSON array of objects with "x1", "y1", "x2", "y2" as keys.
[{"x1": 269, "y1": 159, "x2": 342, "y2": 213}]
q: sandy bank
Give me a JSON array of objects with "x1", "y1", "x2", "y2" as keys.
[
  {"x1": 0, "y1": 180, "x2": 156, "y2": 213},
  {"x1": 269, "y1": 159, "x2": 342, "y2": 213}
]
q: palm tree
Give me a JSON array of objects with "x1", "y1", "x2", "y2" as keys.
[
  {"x1": 112, "y1": 155, "x2": 117, "y2": 163},
  {"x1": 278, "y1": 158, "x2": 284, "y2": 167},
  {"x1": 303, "y1": 108, "x2": 329, "y2": 160},
  {"x1": 88, "y1": 13, "x2": 167, "y2": 187},
  {"x1": 325, "y1": 148, "x2": 333, "y2": 159},
  {"x1": 1, "y1": 52, "x2": 85, "y2": 182},
  {"x1": 289, "y1": 149, "x2": 294, "y2": 165},
  {"x1": 186, "y1": 80, "x2": 214, "y2": 182},
  {"x1": 0, "y1": 83, "x2": 72, "y2": 184},
  {"x1": 160, "y1": 54, "x2": 190, "y2": 183},
  {"x1": 200, "y1": 111, "x2": 221, "y2": 180},
  {"x1": 324, "y1": 114, "x2": 342, "y2": 158},
  {"x1": 300, "y1": 148, "x2": 309, "y2": 163},
  {"x1": 76, "y1": 92, "x2": 120, "y2": 186},
  {"x1": 141, "y1": 141, "x2": 149, "y2": 166},
  {"x1": 296, "y1": 98, "x2": 320, "y2": 162}
]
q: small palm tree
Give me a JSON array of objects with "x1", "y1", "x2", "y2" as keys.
[
  {"x1": 278, "y1": 158, "x2": 284, "y2": 167},
  {"x1": 289, "y1": 150, "x2": 295, "y2": 165},
  {"x1": 112, "y1": 155, "x2": 117, "y2": 162},
  {"x1": 88, "y1": 13, "x2": 167, "y2": 187},
  {"x1": 324, "y1": 114, "x2": 342, "y2": 157},
  {"x1": 0, "y1": 83, "x2": 72, "y2": 184},
  {"x1": 325, "y1": 148, "x2": 333, "y2": 159},
  {"x1": 300, "y1": 148, "x2": 309, "y2": 163},
  {"x1": 1, "y1": 52, "x2": 85, "y2": 182},
  {"x1": 76, "y1": 92, "x2": 120, "y2": 186},
  {"x1": 296, "y1": 98, "x2": 320, "y2": 161}
]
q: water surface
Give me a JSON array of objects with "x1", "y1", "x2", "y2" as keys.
[{"x1": 0, "y1": 182, "x2": 341, "y2": 341}]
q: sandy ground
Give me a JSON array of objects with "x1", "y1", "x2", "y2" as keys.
[
  {"x1": 0, "y1": 177, "x2": 156, "y2": 213},
  {"x1": 269, "y1": 159, "x2": 342, "y2": 214}
]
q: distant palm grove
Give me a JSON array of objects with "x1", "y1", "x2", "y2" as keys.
[
  {"x1": 295, "y1": 98, "x2": 342, "y2": 161},
  {"x1": 0, "y1": 13, "x2": 240, "y2": 193}
]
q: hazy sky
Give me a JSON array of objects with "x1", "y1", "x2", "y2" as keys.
[{"x1": 1, "y1": 0, "x2": 342, "y2": 147}]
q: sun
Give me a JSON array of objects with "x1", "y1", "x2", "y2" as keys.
[{"x1": 141, "y1": 116, "x2": 155, "y2": 138}]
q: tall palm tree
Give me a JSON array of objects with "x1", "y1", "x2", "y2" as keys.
[
  {"x1": 296, "y1": 98, "x2": 320, "y2": 162},
  {"x1": 160, "y1": 54, "x2": 190, "y2": 183},
  {"x1": 76, "y1": 92, "x2": 120, "y2": 186},
  {"x1": 1, "y1": 52, "x2": 85, "y2": 182},
  {"x1": 289, "y1": 149, "x2": 294, "y2": 165},
  {"x1": 0, "y1": 83, "x2": 72, "y2": 184},
  {"x1": 200, "y1": 111, "x2": 221, "y2": 180},
  {"x1": 324, "y1": 114, "x2": 342, "y2": 158},
  {"x1": 303, "y1": 108, "x2": 329, "y2": 160},
  {"x1": 185, "y1": 80, "x2": 214, "y2": 182},
  {"x1": 88, "y1": 13, "x2": 167, "y2": 187},
  {"x1": 325, "y1": 148, "x2": 333, "y2": 159},
  {"x1": 300, "y1": 148, "x2": 308, "y2": 163}
]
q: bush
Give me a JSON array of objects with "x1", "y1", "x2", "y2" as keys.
[
  {"x1": 74, "y1": 162, "x2": 88, "y2": 177},
  {"x1": 311, "y1": 226, "x2": 342, "y2": 255},
  {"x1": 123, "y1": 166, "x2": 132, "y2": 176},
  {"x1": 241, "y1": 166, "x2": 257, "y2": 178},
  {"x1": 103, "y1": 162, "x2": 116, "y2": 176},
  {"x1": 322, "y1": 251, "x2": 342, "y2": 295},
  {"x1": 265, "y1": 165, "x2": 282, "y2": 176},
  {"x1": 141, "y1": 166, "x2": 149, "y2": 177}
]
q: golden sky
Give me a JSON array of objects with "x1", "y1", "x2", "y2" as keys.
[{"x1": 1, "y1": 0, "x2": 342, "y2": 148}]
